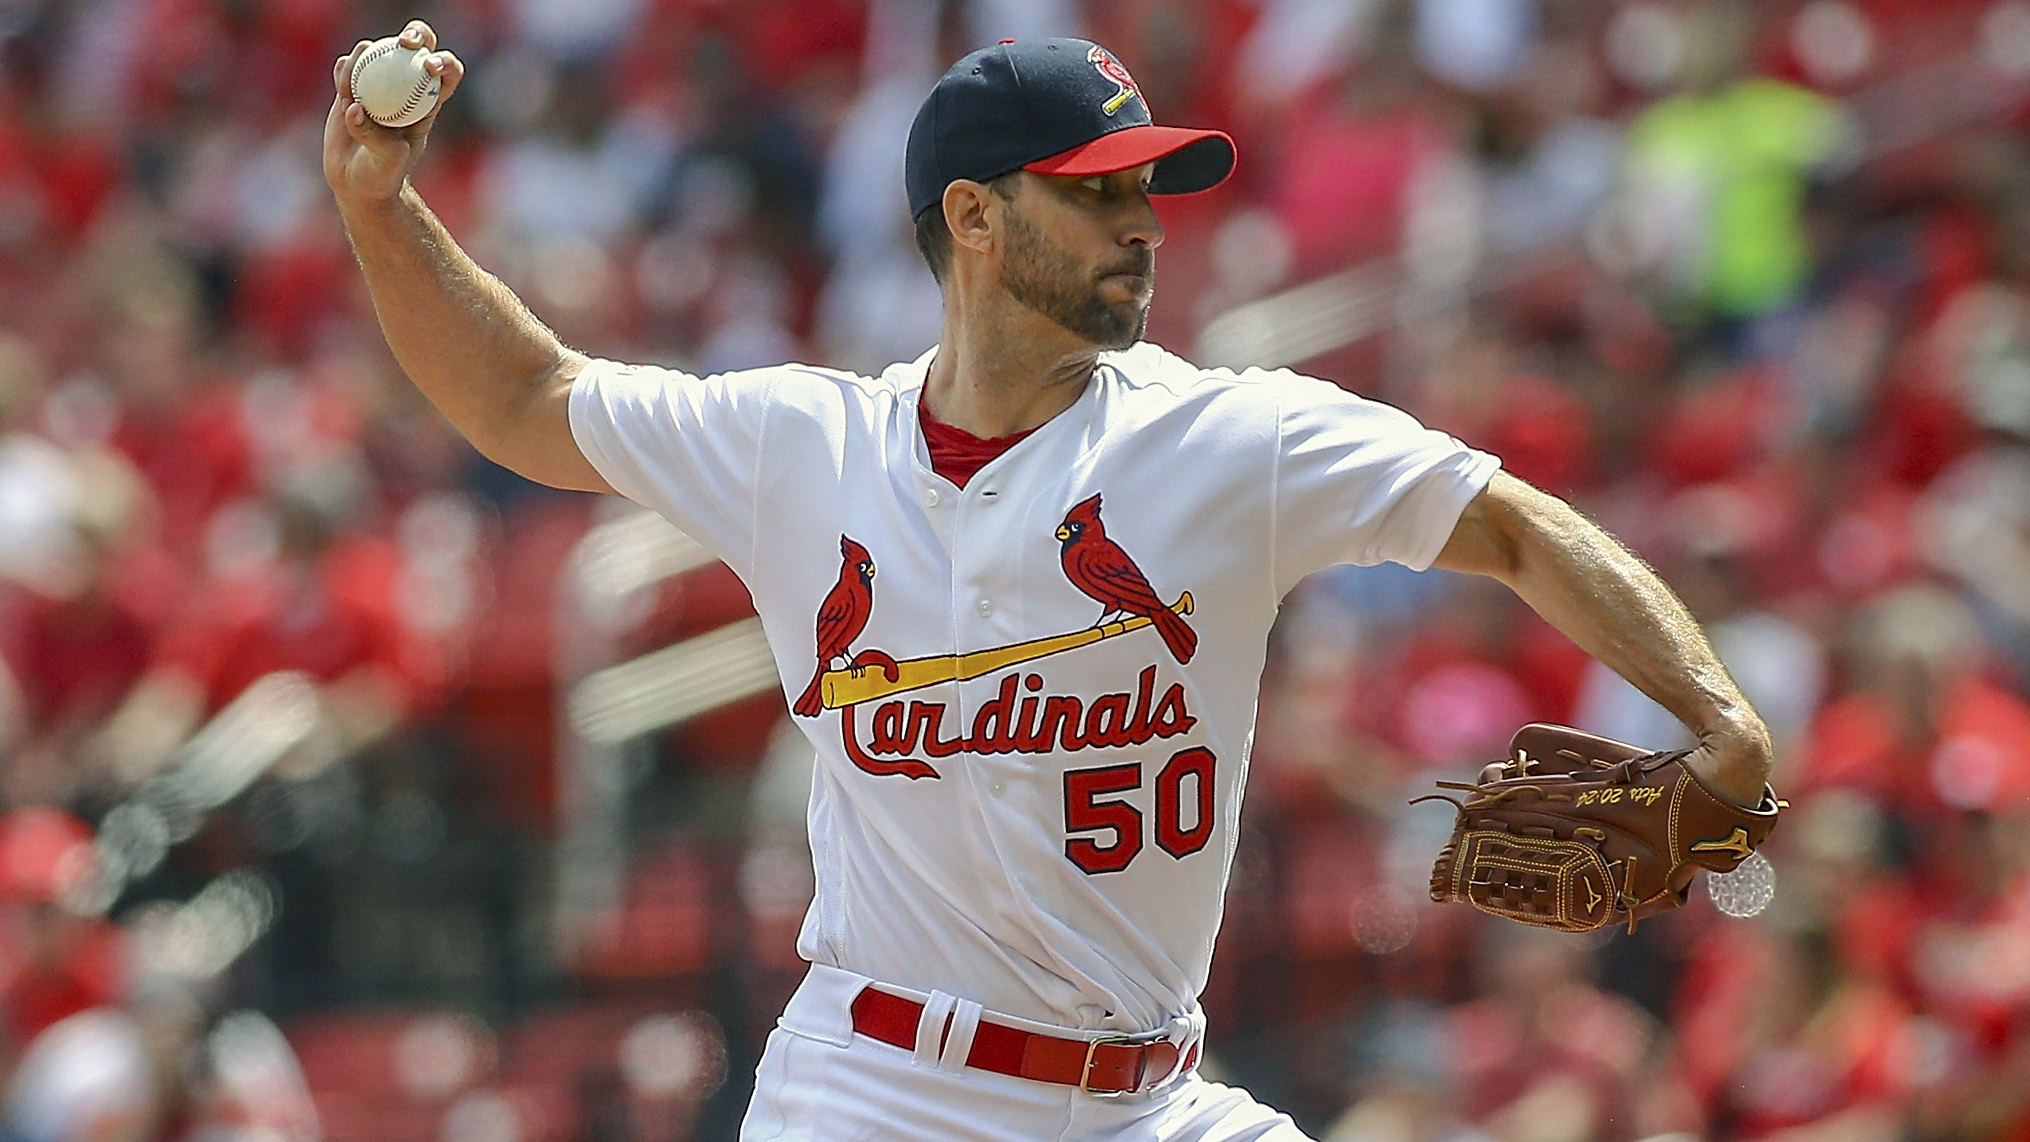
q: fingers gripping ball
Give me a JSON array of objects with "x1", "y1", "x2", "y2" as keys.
[
  {"x1": 351, "y1": 36, "x2": 442, "y2": 128},
  {"x1": 1417, "y1": 724, "x2": 1782, "y2": 934}
]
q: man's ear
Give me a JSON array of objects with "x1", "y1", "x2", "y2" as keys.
[{"x1": 944, "y1": 179, "x2": 998, "y2": 259}]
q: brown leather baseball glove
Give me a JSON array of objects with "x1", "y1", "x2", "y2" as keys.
[{"x1": 1418, "y1": 724, "x2": 1781, "y2": 933}]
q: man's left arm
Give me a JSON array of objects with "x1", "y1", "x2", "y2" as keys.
[{"x1": 1431, "y1": 471, "x2": 1773, "y2": 806}]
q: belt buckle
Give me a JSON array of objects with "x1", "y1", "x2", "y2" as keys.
[{"x1": 1079, "y1": 1034, "x2": 1146, "y2": 1098}]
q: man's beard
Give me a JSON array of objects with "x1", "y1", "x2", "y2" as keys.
[{"x1": 999, "y1": 209, "x2": 1152, "y2": 350}]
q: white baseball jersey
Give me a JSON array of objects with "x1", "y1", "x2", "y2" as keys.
[{"x1": 569, "y1": 341, "x2": 1499, "y2": 1034}]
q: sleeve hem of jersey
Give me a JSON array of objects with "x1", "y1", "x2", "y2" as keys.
[
  {"x1": 1268, "y1": 381, "x2": 1283, "y2": 612},
  {"x1": 747, "y1": 369, "x2": 779, "y2": 578},
  {"x1": 567, "y1": 358, "x2": 641, "y2": 506},
  {"x1": 1394, "y1": 451, "x2": 1503, "y2": 573}
]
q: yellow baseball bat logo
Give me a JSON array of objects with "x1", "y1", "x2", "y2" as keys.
[{"x1": 821, "y1": 593, "x2": 1193, "y2": 708}]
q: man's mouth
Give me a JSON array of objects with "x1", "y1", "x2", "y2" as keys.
[{"x1": 1099, "y1": 255, "x2": 1154, "y2": 284}]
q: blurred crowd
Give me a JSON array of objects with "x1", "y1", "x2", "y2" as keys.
[{"x1": 2, "y1": 0, "x2": 2030, "y2": 1138}]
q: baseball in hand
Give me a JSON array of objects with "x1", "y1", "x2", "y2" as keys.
[{"x1": 350, "y1": 35, "x2": 442, "y2": 128}]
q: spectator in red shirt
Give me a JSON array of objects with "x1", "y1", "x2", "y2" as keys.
[
  {"x1": 1802, "y1": 583, "x2": 2030, "y2": 818},
  {"x1": 1446, "y1": 924, "x2": 1702, "y2": 1141},
  {"x1": 158, "y1": 489, "x2": 429, "y2": 730},
  {"x1": 0, "y1": 808, "x2": 125, "y2": 1068},
  {"x1": 3, "y1": 527, "x2": 153, "y2": 756}
]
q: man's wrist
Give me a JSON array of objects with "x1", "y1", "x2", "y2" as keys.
[
  {"x1": 1694, "y1": 713, "x2": 1775, "y2": 803},
  {"x1": 333, "y1": 180, "x2": 416, "y2": 225},
  {"x1": 1703, "y1": 709, "x2": 1772, "y2": 756}
]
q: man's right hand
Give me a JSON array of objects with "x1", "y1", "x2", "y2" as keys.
[
  {"x1": 321, "y1": 20, "x2": 607, "y2": 496},
  {"x1": 325, "y1": 21, "x2": 464, "y2": 209}
]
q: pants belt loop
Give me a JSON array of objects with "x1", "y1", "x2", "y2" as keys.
[
  {"x1": 913, "y1": 991, "x2": 958, "y2": 1070},
  {"x1": 1155, "y1": 1010, "x2": 1206, "y2": 1088},
  {"x1": 938, "y1": 998, "x2": 984, "y2": 1074}
]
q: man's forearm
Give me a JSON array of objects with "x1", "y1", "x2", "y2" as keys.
[
  {"x1": 337, "y1": 184, "x2": 584, "y2": 465},
  {"x1": 1445, "y1": 476, "x2": 1772, "y2": 802}
]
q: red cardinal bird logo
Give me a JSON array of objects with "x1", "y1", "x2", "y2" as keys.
[
  {"x1": 1087, "y1": 45, "x2": 1142, "y2": 115},
  {"x1": 794, "y1": 535, "x2": 877, "y2": 717},
  {"x1": 1056, "y1": 493, "x2": 1196, "y2": 665}
]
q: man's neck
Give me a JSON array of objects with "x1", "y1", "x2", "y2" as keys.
[{"x1": 922, "y1": 292, "x2": 1102, "y2": 439}]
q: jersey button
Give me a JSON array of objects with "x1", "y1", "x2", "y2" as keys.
[
  {"x1": 988, "y1": 780, "x2": 1007, "y2": 798},
  {"x1": 924, "y1": 488, "x2": 940, "y2": 508},
  {"x1": 976, "y1": 599, "x2": 993, "y2": 618}
]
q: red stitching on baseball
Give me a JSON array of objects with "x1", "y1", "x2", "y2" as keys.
[{"x1": 355, "y1": 40, "x2": 436, "y2": 125}]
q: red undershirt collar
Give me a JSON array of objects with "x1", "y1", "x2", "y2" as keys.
[{"x1": 918, "y1": 400, "x2": 1037, "y2": 490}]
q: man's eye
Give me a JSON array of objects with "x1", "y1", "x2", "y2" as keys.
[{"x1": 1081, "y1": 177, "x2": 1106, "y2": 192}]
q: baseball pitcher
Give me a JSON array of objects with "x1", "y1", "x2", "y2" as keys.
[{"x1": 325, "y1": 24, "x2": 1778, "y2": 1142}]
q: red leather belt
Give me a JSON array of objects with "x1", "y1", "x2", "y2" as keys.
[{"x1": 848, "y1": 986, "x2": 1198, "y2": 1096}]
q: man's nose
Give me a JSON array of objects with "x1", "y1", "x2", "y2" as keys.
[{"x1": 1120, "y1": 195, "x2": 1164, "y2": 250}]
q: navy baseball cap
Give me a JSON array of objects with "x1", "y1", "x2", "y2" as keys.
[{"x1": 905, "y1": 38, "x2": 1236, "y2": 220}]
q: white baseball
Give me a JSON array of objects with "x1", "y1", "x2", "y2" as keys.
[{"x1": 350, "y1": 36, "x2": 442, "y2": 129}]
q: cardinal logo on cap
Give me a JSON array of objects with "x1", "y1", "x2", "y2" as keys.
[{"x1": 1087, "y1": 45, "x2": 1142, "y2": 116}]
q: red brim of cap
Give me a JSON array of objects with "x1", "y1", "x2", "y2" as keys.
[{"x1": 1023, "y1": 125, "x2": 1236, "y2": 195}]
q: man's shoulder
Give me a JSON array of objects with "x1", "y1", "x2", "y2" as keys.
[
  {"x1": 1101, "y1": 341, "x2": 1352, "y2": 406},
  {"x1": 757, "y1": 361, "x2": 900, "y2": 404},
  {"x1": 595, "y1": 358, "x2": 900, "y2": 407},
  {"x1": 1101, "y1": 340, "x2": 1225, "y2": 394}
]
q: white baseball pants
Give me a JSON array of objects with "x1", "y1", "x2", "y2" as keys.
[{"x1": 739, "y1": 964, "x2": 1313, "y2": 1142}]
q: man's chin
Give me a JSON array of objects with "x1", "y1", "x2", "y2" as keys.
[
  {"x1": 1120, "y1": 303, "x2": 1152, "y2": 347},
  {"x1": 1014, "y1": 286, "x2": 1151, "y2": 350},
  {"x1": 1087, "y1": 300, "x2": 1150, "y2": 350}
]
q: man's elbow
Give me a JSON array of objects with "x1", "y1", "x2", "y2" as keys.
[
  {"x1": 1431, "y1": 472, "x2": 1553, "y2": 582},
  {"x1": 463, "y1": 356, "x2": 613, "y2": 494}
]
